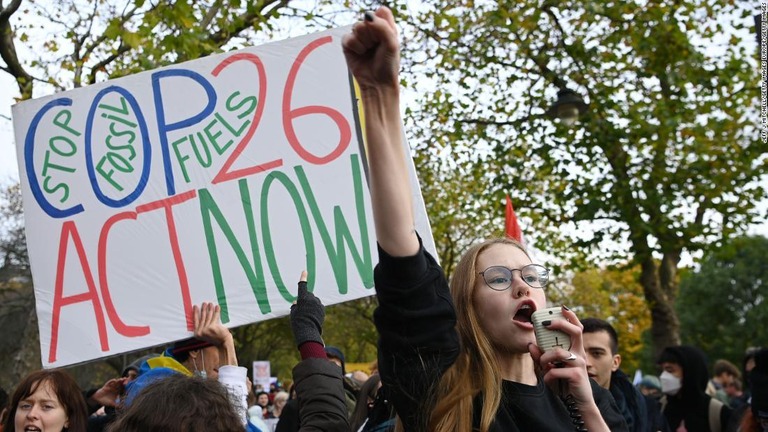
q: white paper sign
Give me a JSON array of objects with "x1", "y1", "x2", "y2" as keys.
[
  {"x1": 252, "y1": 360, "x2": 271, "y2": 394},
  {"x1": 12, "y1": 26, "x2": 435, "y2": 368}
]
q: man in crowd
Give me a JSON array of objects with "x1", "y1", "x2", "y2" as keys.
[{"x1": 582, "y1": 318, "x2": 669, "y2": 432}]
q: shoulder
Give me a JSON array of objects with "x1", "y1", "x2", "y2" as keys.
[{"x1": 591, "y1": 380, "x2": 630, "y2": 432}]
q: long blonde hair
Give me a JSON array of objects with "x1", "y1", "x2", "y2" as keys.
[{"x1": 429, "y1": 237, "x2": 530, "y2": 432}]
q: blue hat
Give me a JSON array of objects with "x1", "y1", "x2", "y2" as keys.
[
  {"x1": 639, "y1": 375, "x2": 662, "y2": 391},
  {"x1": 122, "y1": 367, "x2": 180, "y2": 407},
  {"x1": 324, "y1": 346, "x2": 346, "y2": 373}
]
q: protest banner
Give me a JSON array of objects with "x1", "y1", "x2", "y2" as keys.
[{"x1": 12, "y1": 26, "x2": 435, "y2": 368}]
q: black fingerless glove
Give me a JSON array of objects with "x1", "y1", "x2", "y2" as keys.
[{"x1": 290, "y1": 281, "x2": 325, "y2": 347}]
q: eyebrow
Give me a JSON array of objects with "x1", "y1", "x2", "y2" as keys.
[{"x1": 21, "y1": 398, "x2": 58, "y2": 404}]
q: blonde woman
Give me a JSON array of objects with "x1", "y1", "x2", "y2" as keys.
[
  {"x1": 342, "y1": 7, "x2": 628, "y2": 432},
  {"x1": 271, "y1": 391, "x2": 289, "y2": 418}
]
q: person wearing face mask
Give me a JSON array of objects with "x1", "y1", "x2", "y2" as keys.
[{"x1": 657, "y1": 345, "x2": 733, "y2": 432}]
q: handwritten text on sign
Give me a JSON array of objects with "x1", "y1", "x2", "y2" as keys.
[{"x1": 13, "y1": 26, "x2": 434, "y2": 368}]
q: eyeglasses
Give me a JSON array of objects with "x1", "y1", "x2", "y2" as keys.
[{"x1": 478, "y1": 265, "x2": 550, "y2": 290}]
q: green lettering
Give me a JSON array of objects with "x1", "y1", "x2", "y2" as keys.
[
  {"x1": 199, "y1": 183, "x2": 270, "y2": 319},
  {"x1": 98, "y1": 97, "x2": 130, "y2": 115},
  {"x1": 107, "y1": 122, "x2": 137, "y2": 160},
  {"x1": 215, "y1": 112, "x2": 249, "y2": 137},
  {"x1": 43, "y1": 176, "x2": 70, "y2": 203},
  {"x1": 49, "y1": 136, "x2": 77, "y2": 157},
  {"x1": 171, "y1": 136, "x2": 192, "y2": 183},
  {"x1": 294, "y1": 154, "x2": 373, "y2": 293},
  {"x1": 42, "y1": 150, "x2": 76, "y2": 176},
  {"x1": 95, "y1": 156, "x2": 125, "y2": 191},
  {"x1": 190, "y1": 132, "x2": 213, "y2": 168},
  {"x1": 204, "y1": 118, "x2": 232, "y2": 155},
  {"x1": 52, "y1": 109, "x2": 81, "y2": 137},
  {"x1": 105, "y1": 151, "x2": 134, "y2": 173},
  {"x1": 226, "y1": 91, "x2": 257, "y2": 120},
  {"x1": 260, "y1": 172, "x2": 316, "y2": 303}
]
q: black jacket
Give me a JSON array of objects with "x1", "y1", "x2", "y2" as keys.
[
  {"x1": 292, "y1": 357, "x2": 350, "y2": 432},
  {"x1": 610, "y1": 369, "x2": 670, "y2": 432},
  {"x1": 374, "y1": 241, "x2": 628, "y2": 432}
]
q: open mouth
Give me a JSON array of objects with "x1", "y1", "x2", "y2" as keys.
[
  {"x1": 25, "y1": 427, "x2": 42, "y2": 432},
  {"x1": 513, "y1": 301, "x2": 536, "y2": 323}
]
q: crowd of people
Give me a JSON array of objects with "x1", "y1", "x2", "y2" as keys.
[{"x1": 0, "y1": 6, "x2": 766, "y2": 432}]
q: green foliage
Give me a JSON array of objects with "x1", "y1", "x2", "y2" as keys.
[
  {"x1": 323, "y1": 296, "x2": 378, "y2": 364},
  {"x1": 231, "y1": 296, "x2": 379, "y2": 384},
  {"x1": 404, "y1": 0, "x2": 762, "y2": 263},
  {"x1": 549, "y1": 265, "x2": 651, "y2": 374},
  {"x1": 677, "y1": 235, "x2": 768, "y2": 366},
  {"x1": 400, "y1": 0, "x2": 764, "y2": 353}
]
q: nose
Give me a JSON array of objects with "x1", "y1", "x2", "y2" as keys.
[
  {"x1": 512, "y1": 278, "x2": 530, "y2": 298},
  {"x1": 26, "y1": 405, "x2": 40, "y2": 420}
]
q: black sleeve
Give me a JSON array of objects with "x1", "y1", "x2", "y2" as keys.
[
  {"x1": 719, "y1": 403, "x2": 733, "y2": 432},
  {"x1": 373, "y1": 239, "x2": 460, "y2": 432},
  {"x1": 294, "y1": 358, "x2": 350, "y2": 432},
  {"x1": 82, "y1": 388, "x2": 101, "y2": 416},
  {"x1": 644, "y1": 395, "x2": 672, "y2": 432},
  {"x1": 591, "y1": 380, "x2": 630, "y2": 432},
  {"x1": 275, "y1": 400, "x2": 299, "y2": 432}
]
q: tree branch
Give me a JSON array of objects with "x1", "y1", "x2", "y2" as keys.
[
  {"x1": 208, "y1": 0, "x2": 291, "y2": 47},
  {"x1": 0, "y1": 0, "x2": 33, "y2": 99},
  {"x1": 200, "y1": 0, "x2": 222, "y2": 31},
  {"x1": 84, "y1": 5, "x2": 142, "y2": 84},
  {"x1": 88, "y1": 43, "x2": 130, "y2": 85},
  {"x1": 455, "y1": 113, "x2": 545, "y2": 127}
]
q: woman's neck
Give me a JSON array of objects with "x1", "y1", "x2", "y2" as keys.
[{"x1": 497, "y1": 351, "x2": 538, "y2": 385}]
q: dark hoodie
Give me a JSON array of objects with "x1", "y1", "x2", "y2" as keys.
[{"x1": 658, "y1": 345, "x2": 732, "y2": 432}]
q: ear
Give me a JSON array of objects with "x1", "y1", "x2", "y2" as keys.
[
  {"x1": 188, "y1": 349, "x2": 199, "y2": 359},
  {"x1": 611, "y1": 353, "x2": 621, "y2": 372}
]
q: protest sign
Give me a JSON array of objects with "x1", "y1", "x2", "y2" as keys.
[
  {"x1": 12, "y1": 26, "x2": 435, "y2": 368},
  {"x1": 252, "y1": 360, "x2": 271, "y2": 393}
]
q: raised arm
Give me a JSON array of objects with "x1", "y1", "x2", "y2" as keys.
[
  {"x1": 342, "y1": 7, "x2": 419, "y2": 257},
  {"x1": 289, "y1": 271, "x2": 350, "y2": 432},
  {"x1": 193, "y1": 302, "x2": 237, "y2": 367}
]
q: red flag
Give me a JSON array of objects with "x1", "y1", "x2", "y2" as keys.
[{"x1": 505, "y1": 195, "x2": 523, "y2": 243}]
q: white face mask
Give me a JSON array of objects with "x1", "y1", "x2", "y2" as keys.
[{"x1": 660, "y1": 371, "x2": 681, "y2": 395}]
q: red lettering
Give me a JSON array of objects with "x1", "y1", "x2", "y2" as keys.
[
  {"x1": 211, "y1": 53, "x2": 279, "y2": 184},
  {"x1": 98, "y1": 211, "x2": 151, "y2": 337},
  {"x1": 136, "y1": 190, "x2": 198, "y2": 330},
  {"x1": 283, "y1": 36, "x2": 351, "y2": 165},
  {"x1": 49, "y1": 221, "x2": 109, "y2": 363}
]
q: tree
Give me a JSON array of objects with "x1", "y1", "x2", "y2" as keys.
[
  {"x1": 0, "y1": 182, "x2": 28, "y2": 275},
  {"x1": 677, "y1": 235, "x2": 768, "y2": 366},
  {"x1": 548, "y1": 265, "x2": 652, "y2": 374},
  {"x1": 399, "y1": 0, "x2": 764, "y2": 357},
  {"x1": 0, "y1": 0, "x2": 337, "y2": 99}
]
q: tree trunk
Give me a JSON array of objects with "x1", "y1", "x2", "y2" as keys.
[{"x1": 639, "y1": 256, "x2": 680, "y2": 360}]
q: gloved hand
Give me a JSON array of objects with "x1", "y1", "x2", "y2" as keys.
[{"x1": 290, "y1": 271, "x2": 325, "y2": 347}]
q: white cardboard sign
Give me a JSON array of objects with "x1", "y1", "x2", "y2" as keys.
[{"x1": 12, "y1": 26, "x2": 435, "y2": 368}]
